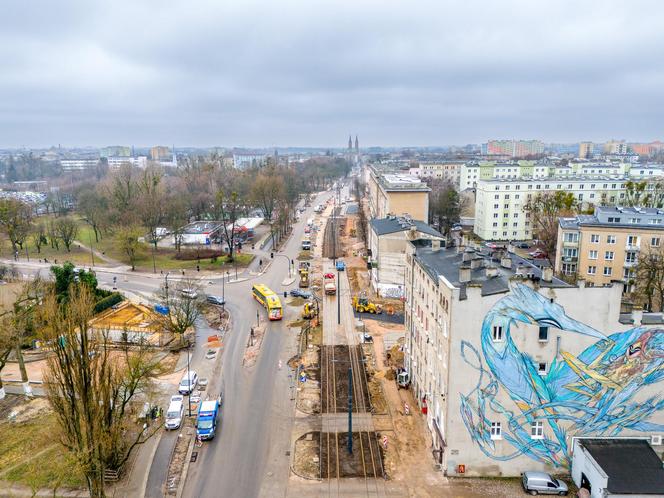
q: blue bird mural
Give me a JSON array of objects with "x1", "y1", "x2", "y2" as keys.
[{"x1": 460, "y1": 283, "x2": 664, "y2": 467}]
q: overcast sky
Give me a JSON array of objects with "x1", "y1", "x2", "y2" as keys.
[{"x1": 2, "y1": 0, "x2": 663, "y2": 148}]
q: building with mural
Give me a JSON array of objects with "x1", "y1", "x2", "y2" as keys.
[{"x1": 404, "y1": 238, "x2": 664, "y2": 477}]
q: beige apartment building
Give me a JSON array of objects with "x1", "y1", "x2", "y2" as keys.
[
  {"x1": 366, "y1": 166, "x2": 430, "y2": 222},
  {"x1": 404, "y1": 238, "x2": 664, "y2": 477},
  {"x1": 555, "y1": 206, "x2": 664, "y2": 293},
  {"x1": 409, "y1": 161, "x2": 463, "y2": 187}
]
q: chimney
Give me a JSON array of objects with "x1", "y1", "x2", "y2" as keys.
[
  {"x1": 462, "y1": 249, "x2": 474, "y2": 262},
  {"x1": 431, "y1": 239, "x2": 441, "y2": 253},
  {"x1": 470, "y1": 257, "x2": 483, "y2": 270},
  {"x1": 459, "y1": 265, "x2": 471, "y2": 283},
  {"x1": 486, "y1": 266, "x2": 498, "y2": 278},
  {"x1": 542, "y1": 267, "x2": 554, "y2": 282},
  {"x1": 632, "y1": 306, "x2": 644, "y2": 326},
  {"x1": 501, "y1": 256, "x2": 512, "y2": 269},
  {"x1": 457, "y1": 244, "x2": 465, "y2": 255}
]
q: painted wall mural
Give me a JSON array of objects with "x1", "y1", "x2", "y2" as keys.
[{"x1": 460, "y1": 284, "x2": 664, "y2": 467}]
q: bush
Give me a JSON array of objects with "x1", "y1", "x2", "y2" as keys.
[
  {"x1": 94, "y1": 292, "x2": 125, "y2": 314},
  {"x1": 174, "y1": 248, "x2": 225, "y2": 261}
]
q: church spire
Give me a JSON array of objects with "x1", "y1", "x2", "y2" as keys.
[
  {"x1": 354, "y1": 135, "x2": 359, "y2": 151},
  {"x1": 348, "y1": 135, "x2": 353, "y2": 150}
]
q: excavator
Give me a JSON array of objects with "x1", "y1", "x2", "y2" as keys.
[
  {"x1": 352, "y1": 294, "x2": 383, "y2": 314},
  {"x1": 302, "y1": 301, "x2": 318, "y2": 320}
]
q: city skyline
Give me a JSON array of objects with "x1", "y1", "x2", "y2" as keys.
[{"x1": 3, "y1": 0, "x2": 664, "y2": 147}]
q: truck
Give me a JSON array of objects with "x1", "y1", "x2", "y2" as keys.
[
  {"x1": 324, "y1": 274, "x2": 336, "y2": 295},
  {"x1": 301, "y1": 238, "x2": 311, "y2": 250},
  {"x1": 196, "y1": 399, "x2": 220, "y2": 440}
]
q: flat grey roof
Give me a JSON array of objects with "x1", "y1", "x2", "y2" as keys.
[{"x1": 370, "y1": 217, "x2": 442, "y2": 238}]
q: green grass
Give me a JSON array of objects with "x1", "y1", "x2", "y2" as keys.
[
  {"x1": 0, "y1": 237, "x2": 92, "y2": 266},
  {"x1": 0, "y1": 413, "x2": 85, "y2": 490},
  {"x1": 78, "y1": 224, "x2": 254, "y2": 273}
]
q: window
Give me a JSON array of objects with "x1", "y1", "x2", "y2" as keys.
[
  {"x1": 591, "y1": 234, "x2": 600, "y2": 243},
  {"x1": 652, "y1": 237, "x2": 661, "y2": 247},
  {"x1": 562, "y1": 263, "x2": 577, "y2": 275},
  {"x1": 608, "y1": 217, "x2": 621, "y2": 223},
  {"x1": 603, "y1": 266, "x2": 612, "y2": 276},
  {"x1": 490, "y1": 422, "x2": 502, "y2": 440},
  {"x1": 538, "y1": 327, "x2": 548, "y2": 341},
  {"x1": 587, "y1": 266, "x2": 596, "y2": 275},
  {"x1": 537, "y1": 362, "x2": 548, "y2": 375},
  {"x1": 493, "y1": 204, "x2": 499, "y2": 209},
  {"x1": 627, "y1": 235, "x2": 638, "y2": 246},
  {"x1": 604, "y1": 251, "x2": 614, "y2": 260},
  {"x1": 564, "y1": 232, "x2": 579, "y2": 243},
  {"x1": 589, "y1": 250, "x2": 598, "y2": 259},
  {"x1": 492, "y1": 222, "x2": 498, "y2": 227},
  {"x1": 625, "y1": 253, "x2": 637, "y2": 264},
  {"x1": 531, "y1": 421, "x2": 544, "y2": 439},
  {"x1": 492, "y1": 325, "x2": 504, "y2": 342},
  {"x1": 493, "y1": 213, "x2": 499, "y2": 218},
  {"x1": 607, "y1": 235, "x2": 616, "y2": 244}
]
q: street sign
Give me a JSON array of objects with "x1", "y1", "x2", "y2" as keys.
[
  {"x1": 382, "y1": 435, "x2": 388, "y2": 449},
  {"x1": 299, "y1": 372, "x2": 307, "y2": 383}
]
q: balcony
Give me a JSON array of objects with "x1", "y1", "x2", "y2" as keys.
[
  {"x1": 562, "y1": 240, "x2": 579, "y2": 248},
  {"x1": 624, "y1": 260, "x2": 638, "y2": 268},
  {"x1": 625, "y1": 243, "x2": 641, "y2": 252},
  {"x1": 562, "y1": 256, "x2": 578, "y2": 263}
]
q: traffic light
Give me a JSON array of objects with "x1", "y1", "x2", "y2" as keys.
[{"x1": 270, "y1": 252, "x2": 274, "y2": 259}]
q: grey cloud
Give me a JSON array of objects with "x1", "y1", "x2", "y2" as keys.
[{"x1": 1, "y1": 0, "x2": 664, "y2": 147}]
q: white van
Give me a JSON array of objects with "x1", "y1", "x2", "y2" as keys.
[
  {"x1": 178, "y1": 371, "x2": 198, "y2": 394},
  {"x1": 165, "y1": 395, "x2": 184, "y2": 430}
]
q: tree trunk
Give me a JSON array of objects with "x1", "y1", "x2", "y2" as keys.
[{"x1": 15, "y1": 344, "x2": 32, "y2": 396}]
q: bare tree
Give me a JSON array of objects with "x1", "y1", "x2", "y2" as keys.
[
  {"x1": 155, "y1": 277, "x2": 203, "y2": 345},
  {"x1": 0, "y1": 198, "x2": 32, "y2": 254},
  {"x1": 523, "y1": 191, "x2": 578, "y2": 261},
  {"x1": 39, "y1": 286, "x2": 162, "y2": 498},
  {"x1": 116, "y1": 226, "x2": 143, "y2": 271},
  {"x1": 78, "y1": 188, "x2": 109, "y2": 242},
  {"x1": 215, "y1": 190, "x2": 240, "y2": 261},
  {"x1": 633, "y1": 246, "x2": 664, "y2": 312},
  {"x1": 31, "y1": 222, "x2": 47, "y2": 254},
  {"x1": 55, "y1": 216, "x2": 79, "y2": 252}
]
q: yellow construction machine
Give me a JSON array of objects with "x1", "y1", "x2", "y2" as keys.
[
  {"x1": 352, "y1": 295, "x2": 383, "y2": 314},
  {"x1": 302, "y1": 301, "x2": 318, "y2": 320}
]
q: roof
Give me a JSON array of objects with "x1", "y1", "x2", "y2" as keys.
[
  {"x1": 578, "y1": 439, "x2": 664, "y2": 494},
  {"x1": 89, "y1": 301, "x2": 161, "y2": 333},
  {"x1": 412, "y1": 241, "x2": 570, "y2": 297},
  {"x1": 370, "y1": 217, "x2": 443, "y2": 238}
]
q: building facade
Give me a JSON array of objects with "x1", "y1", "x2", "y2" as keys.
[
  {"x1": 404, "y1": 239, "x2": 664, "y2": 477},
  {"x1": 368, "y1": 216, "x2": 443, "y2": 297},
  {"x1": 474, "y1": 176, "x2": 635, "y2": 241},
  {"x1": 486, "y1": 139, "x2": 544, "y2": 157},
  {"x1": 60, "y1": 158, "x2": 99, "y2": 171},
  {"x1": 150, "y1": 146, "x2": 171, "y2": 161},
  {"x1": 555, "y1": 206, "x2": 664, "y2": 293},
  {"x1": 366, "y1": 166, "x2": 430, "y2": 222},
  {"x1": 410, "y1": 161, "x2": 464, "y2": 186}
]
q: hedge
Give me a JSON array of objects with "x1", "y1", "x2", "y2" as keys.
[{"x1": 94, "y1": 293, "x2": 125, "y2": 314}]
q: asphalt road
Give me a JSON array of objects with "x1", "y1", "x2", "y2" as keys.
[{"x1": 181, "y1": 189, "x2": 334, "y2": 498}]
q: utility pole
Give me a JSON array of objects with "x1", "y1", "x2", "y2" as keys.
[
  {"x1": 348, "y1": 367, "x2": 353, "y2": 454},
  {"x1": 337, "y1": 268, "x2": 341, "y2": 325},
  {"x1": 186, "y1": 343, "x2": 192, "y2": 416}
]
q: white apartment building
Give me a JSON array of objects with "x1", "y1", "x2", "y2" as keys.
[
  {"x1": 60, "y1": 158, "x2": 99, "y2": 171},
  {"x1": 106, "y1": 156, "x2": 148, "y2": 169},
  {"x1": 474, "y1": 176, "x2": 635, "y2": 241},
  {"x1": 409, "y1": 161, "x2": 464, "y2": 186},
  {"x1": 404, "y1": 239, "x2": 664, "y2": 477}
]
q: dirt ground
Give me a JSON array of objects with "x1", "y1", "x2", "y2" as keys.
[
  {"x1": 292, "y1": 432, "x2": 320, "y2": 479},
  {"x1": 242, "y1": 323, "x2": 266, "y2": 368},
  {"x1": 165, "y1": 417, "x2": 195, "y2": 496}
]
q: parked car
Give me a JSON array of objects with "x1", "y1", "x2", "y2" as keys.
[
  {"x1": 290, "y1": 289, "x2": 312, "y2": 299},
  {"x1": 165, "y1": 395, "x2": 185, "y2": 430},
  {"x1": 181, "y1": 288, "x2": 198, "y2": 299},
  {"x1": 362, "y1": 333, "x2": 373, "y2": 343},
  {"x1": 335, "y1": 260, "x2": 346, "y2": 271},
  {"x1": 516, "y1": 242, "x2": 530, "y2": 249},
  {"x1": 529, "y1": 249, "x2": 548, "y2": 259},
  {"x1": 451, "y1": 223, "x2": 462, "y2": 231},
  {"x1": 484, "y1": 242, "x2": 499, "y2": 249},
  {"x1": 178, "y1": 371, "x2": 199, "y2": 395},
  {"x1": 521, "y1": 471, "x2": 568, "y2": 495},
  {"x1": 206, "y1": 295, "x2": 225, "y2": 305}
]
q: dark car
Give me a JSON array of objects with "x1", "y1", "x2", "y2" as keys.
[
  {"x1": 516, "y1": 242, "x2": 530, "y2": 249},
  {"x1": 290, "y1": 289, "x2": 312, "y2": 299},
  {"x1": 206, "y1": 295, "x2": 225, "y2": 305}
]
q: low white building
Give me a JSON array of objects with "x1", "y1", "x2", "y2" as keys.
[
  {"x1": 368, "y1": 216, "x2": 443, "y2": 297},
  {"x1": 107, "y1": 156, "x2": 148, "y2": 169},
  {"x1": 572, "y1": 439, "x2": 664, "y2": 497},
  {"x1": 403, "y1": 239, "x2": 664, "y2": 477}
]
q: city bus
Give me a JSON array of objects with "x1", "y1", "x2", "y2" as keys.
[{"x1": 252, "y1": 284, "x2": 283, "y2": 321}]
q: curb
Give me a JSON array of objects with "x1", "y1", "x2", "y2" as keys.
[
  {"x1": 139, "y1": 431, "x2": 163, "y2": 498},
  {"x1": 175, "y1": 434, "x2": 196, "y2": 498}
]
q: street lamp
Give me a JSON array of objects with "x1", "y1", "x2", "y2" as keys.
[{"x1": 186, "y1": 339, "x2": 192, "y2": 416}]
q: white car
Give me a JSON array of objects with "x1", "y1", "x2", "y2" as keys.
[
  {"x1": 178, "y1": 371, "x2": 199, "y2": 394},
  {"x1": 181, "y1": 288, "x2": 198, "y2": 299},
  {"x1": 165, "y1": 395, "x2": 184, "y2": 430}
]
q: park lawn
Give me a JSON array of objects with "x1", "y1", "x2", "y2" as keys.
[
  {"x1": 0, "y1": 237, "x2": 92, "y2": 267},
  {"x1": 77, "y1": 224, "x2": 254, "y2": 272},
  {"x1": 4, "y1": 444, "x2": 85, "y2": 490},
  {"x1": 0, "y1": 412, "x2": 84, "y2": 490}
]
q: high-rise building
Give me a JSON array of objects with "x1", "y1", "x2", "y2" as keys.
[
  {"x1": 578, "y1": 142, "x2": 594, "y2": 159},
  {"x1": 487, "y1": 139, "x2": 544, "y2": 158},
  {"x1": 150, "y1": 146, "x2": 171, "y2": 161},
  {"x1": 603, "y1": 140, "x2": 627, "y2": 155},
  {"x1": 100, "y1": 146, "x2": 131, "y2": 158}
]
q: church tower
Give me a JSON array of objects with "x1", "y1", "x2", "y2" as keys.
[
  {"x1": 348, "y1": 135, "x2": 353, "y2": 150},
  {"x1": 354, "y1": 135, "x2": 359, "y2": 152}
]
